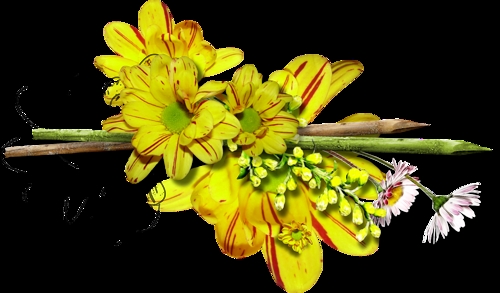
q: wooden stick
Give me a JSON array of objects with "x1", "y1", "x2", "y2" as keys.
[{"x1": 4, "y1": 142, "x2": 133, "y2": 158}]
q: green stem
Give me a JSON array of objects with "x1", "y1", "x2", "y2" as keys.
[
  {"x1": 32, "y1": 129, "x2": 491, "y2": 155},
  {"x1": 355, "y1": 151, "x2": 436, "y2": 201}
]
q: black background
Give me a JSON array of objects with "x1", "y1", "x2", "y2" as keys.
[{"x1": 4, "y1": 0, "x2": 494, "y2": 290}]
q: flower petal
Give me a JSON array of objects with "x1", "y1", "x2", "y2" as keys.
[
  {"x1": 191, "y1": 173, "x2": 220, "y2": 225},
  {"x1": 103, "y1": 80, "x2": 125, "y2": 107},
  {"x1": 261, "y1": 131, "x2": 287, "y2": 155},
  {"x1": 283, "y1": 54, "x2": 332, "y2": 124},
  {"x1": 120, "y1": 88, "x2": 165, "y2": 108},
  {"x1": 204, "y1": 47, "x2": 244, "y2": 77},
  {"x1": 158, "y1": 33, "x2": 188, "y2": 58},
  {"x1": 171, "y1": 56, "x2": 199, "y2": 108},
  {"x1": 94, "y1": 55, "x2": 137, "y2": 78},
  {"x1": 173, "y1": 20, "x2": 203, "y2": 51},
  {"x1": 242, "y1": 138, "x2": 264, "y2": 157},
  {"x1": 234, "y1": 131, "x2": 256, "y2": 146},
  {"x1": 101, "y1": 113, "x2": 137, "y2": 133},
  {"x1": 147, "y1": 164, "x2": 212, "y2": 212},
  {"x1": 164, "y1": 134, "x2": 193, "y2": 180},
  {"x1": 336, "y1": 113, "x2": 381, "y2": 138},
  {"x1": 232, "y1": 64, "x2": 262, "y2": 89},
  {"x1": 196, "y1": 99, "x2": 226, "y2": 124},
  {"x1": 192, "y1": 108, "x2": 214, "y2": 139},
  {"x1": 246, "y1": 191, "x2": 281, "y2": 237},
  {"x1": 103, "y1": 21, "x2": 147, "y2": 62},
  {"x1": 150, "y1": 76, "x2": 177, "y2": 105},
  {"x1": 134, "y1": 125, "x2": 171, "y2": 156},
  {"x1": 209, "y1": 112, "x2": 241, "y2": 140},
  {"x1": 122, "y1": 101, "x2": 163, "y2": 128},
  {"x1": 326, "y1": 60, "x2": 364, "y2": 107},
  {"x1": 194, "y1": 80, "x2": 227, "y2": 104},
  {"x1": 138, "y1": 0, "x2": 175, "y2": 35},
  {"x1": 225, "y1": 82, "x2": 245, "y2": 113},
  {"x1": 263, "y1": 111, "x2": 298, "y2": 139},
  {"x1": 188, "y1": 137, "x2": 223, "y2": 164},
  {"x1": 208, "y1": 153, "x2": 241, "y2": 204},
  {"x1": 119, "y1": 65, "x2": 151, "y2": 91},
  {"x1": 125, "y1": 149, "x2": 162, "y2": 184},
  {"x1": 262, "y1": 233, "x2": 322, "y2": 293},
  {"x1": 252, "y1": 81, "x2": 284, "y2": 119},
  {"x1": 190, "y1": 40, "x2": 217, "y2": 77},
  {"x1": 268, "y1": 69, "x2": 299, "y2": 96}
]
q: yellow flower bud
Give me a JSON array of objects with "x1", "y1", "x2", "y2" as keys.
[
  {"x1": 308, "y1": 178, "x2": 317, "y2": 189},
  {"x1": 293, "y1": 147, "x2": 304, "y2": 158},
  {"x1": 370, "y1": 224, "x2": 381, "y2": 238},
  {"x1": 227, "y1": 139, "x2": 238, "y2": 152},
  {"x1": 352, "y1": 204, "x2": 364, "y2": 225},
  {"x1": 301, "y1": 167, "x2": 313, "y2": 182},
  {"x1": 238, "y1": 156, "x2": 250, "y2": 168},
  {"x1": 363, "y1": 202, "x2": 376, "y2": 214},
  {"x1": 339, "y1": 196, "x2": 352, "y2": 216},
  {"x1": 298, "y1": 118, "x2": 308, "y2": 128},
  {"x1": 346, "y1": 168, "x2": 361, "y2": 184},
  {"x1": 288, "y1": 95, "x2": 303, "y2": 111},
  {"x1": 250, "y1": 175, "x2": 261, "y2": 187},
  {"x1": 263, "y1": 159, "x2": 278, "y2": 171},
  {"x1": 292, "y1": 166, "x2": 302, "y2": 176},
  {"x1": 356, "y1": 224, "x2": 369, "y2": 242},
  {"x1": 374, "y1": 208, "x2": 387, "y2": 218},
  {"x1": 330, "y1": 176, "x2": 342, "y2": 187},
  {"x1": 251, "y1": 156, "x2": 262, "y2": 167},
  {"x1": 316, "y1": 192, "x2": 329, "y2": 211},
  {"x1": 254, "y1": 167, "x2": 267, "y2": 178},
  {"x1": 287, "y1": 157, "x2": 298, "y2": 166},
  {"x1": 276, "y1": 183, "x2": 287, "y2": 194},
  {"x1": 327, "y1": 189, "x2": 338, "y2": 204},
  {"x1": 274, "y1": 194, "x2": 286, "y2": 211},
  {"x1": 286, "y1": 177, "x2": 297, "y2": 191},
  {"x1": 359, "y1": 170, "x2": 370, "y2": 186},
  {"x1": 305, "y1": 152, "x2": 322, "y2": 165}
]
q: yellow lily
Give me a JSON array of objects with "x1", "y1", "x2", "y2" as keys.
[
  {"x1": 94, "y1": 0, "x2": 244, "y2": 106},
  {"x1": 221, "y1": 64, "x2": 299, "y2": 157},
  {"x1": 103, "y1": 54, "x2": 240, "y2": 183}
]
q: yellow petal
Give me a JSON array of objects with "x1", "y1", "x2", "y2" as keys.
[
  {"x1": 191, "y1": 172, "x2": 219, "y2": 225},
  {"x1": 150, "y1": 53, "x2": 173, "y2": 79},
  {"x1": 337, "y1": 113, "x2": 380, "y2": 123},
  {"x1": 232, "y1": 64, "x2": 262, "y2": 89},
  {"x1": 103, "y1": 21, "x2": 147, "y2": 62},
  {"x1": 150, "y1": 75, "x2": 177, "y2": 105},
  {"x1": 158, "y1": 33, "x2": 188, "y2": 58},
  {"x1": 196, "y1": 99, "x2": 226, "y2": 124},
  {"x1": 242, "y1": 138, "x2": 264, "y2": 157},
  {"x1": 119, "y1": 65, "x2": 151, "y2": 91},
  {"x1": 125, "y1": 149, "x2": 162, "y2": 184},
  {"x1": 283, "y1": 54, "x2": 332, "y2": 124},
  {"x1": 134, "y1": 125, "x2": 171, "y2": 157},
  {"x1": 192, "y1": 108, "x2": 214, "y2": 139},
  {"x1": 171, "y1": 57, "x2": 199, "y2": 107},
  {"x1": 263, "y1": 111, "x2": 298, "y2": 139},
  {"x1": 120, "y1": 88, "x2": 165, "y2": 108},
  {"x1": 326, "y1": 60, "x2": 364, "y2": 107},
  {"x1": 253, "y1": 81, "x2": 287, "y2": 120},
  {"x1": 262, "y1": 234, "x2": 322, "y2": 293},
  {"x1": 209, "y1": 112, "x2": 241, "y2": 140},
  {"x1": 122, "y1": 101, "x2": 162, "y2": 128},
  {"x1": 164, "y1": 134, "x2": 193, "y2": 180},
  {"x1": 173, "y1": 20, "x2": 203, "y2": 51},
  {"x1": 101, "y1": 114, "x2": 137, "y2": 133},
  {"x1": 207, "y1": 152, "x2": 241, "y2": 204},
  {"x1": 268, "y1": 69, "x2": 299, "y2": 96},
  {"x1": 147, "y1": 164, "x2": 213, "y2": 212},
  {"x1": 246, "y1": 190, "x2": 281, "y2": 237},
  {"x1": 188, "y1": 136, "x2": 223, "y2": 164},
  {"x1": 103, "y1": 80, "x2": 125, "y2": 107},
  {"x1": 234, "y1": 131, "x2": 256, "y2": 146},
  {"x1": 138, "y1": 0, "x2": 175, "y2": 35},
  {"x1": 94, "y1": 55, "x2": 137, "y2": 78},
  {"x1": 225, "y1": 82, "x2": 245, "y2": 113},
  {"x1": 190, "y1": 40, "x2": 217, "y2": 77},
  {"x1": 205, "y1": 47, "x2": 244, "y2": 77},
  {"x1": 261, "y1": 131, "x2": 287, "y2": 155},
  {"x1": 194, "y1": 80, "x2": 227, "y2": 104}
]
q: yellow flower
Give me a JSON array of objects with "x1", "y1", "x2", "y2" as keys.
[
  {"x1": 94, "y1": 0, "x2": 244, "y2": 106},
  {"x1": 103, "y1": 54, "x2": 240, "y2": 182},
  {"x1": 221, "y1": 64, "x2": 299, "y2": 157}
]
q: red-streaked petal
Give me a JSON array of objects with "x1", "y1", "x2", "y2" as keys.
[
  {"x1": 188, "y1": 137, "x2": 223, "y2": 164},
  {"x1": 164, "y1": 134, "x2": 193, "y2": 180},
  {"x1": 150, "y1": 53, "x2": 173, "y2": 79},
  {"x1": 150, "y1": 75, "x2": 177, "y2": 105},
  {"x1": 263, "y1": 111, "x2": 298, "y2": 139},
  {"x1": 196, "y1": 99, "x2": 226, "y2": 124},
  {"x1": 134, "y1": 126, "x2": 172, "y2": 157},
  {"x1": 173, "y1": 20, "x2": 203, "y2": 51},
  {"x1": 268, "y1": 69, "x2": 299, "y2": 96},
  {"x1": 261, "y1": 131, "x2": 287, "y2": 155},
  {"x1": 326, "y1": 60, "x2": 364, "y2": 107},
  {"x1": 190, "y1": 40, "x2": 217, "y2": 77},
  {"x1": 102, "y1": 113, "x2": 137, "y2": 133},
  {"x1": 209, "y1": 112, "x2": 241, "y2": 140},
  {"x1": 94, "y1": 55, "x2": 137, "y2": 78},
  {"x1": 171, "y1": 56, "x2": 199, "y2": 107},
  {"x1": 253, "y1": 81, "x2": 287, "y2": 120},
  {"x1": 283, "y1": 54, "x2": 332, "y2": 124},
  {"x1": 246, "y1": 190, "x2": 281, "y2": 237},
  {"x1": 225, "y1": 82, "x2": 244, "y2": 113},
  {"x1": 103, "y1": 21, "x2": 147, "y2": 62},
  {"x1": 242, "y1": 138, "x2": 264, "y2": 157},
  {"x1": 122, "y1": 101, "x2": 162, "y2": 128},
  {"x1": 158, "y1": 33, "x2": 188, "y2": 58},
  {"x1": 120, "y1": 88, "x2": 165, "y2": 108},
  {"x1": 192, "y1": 108, "x2": 214, "y2": 138},
  {"x1": 204, "y1": 47, "x2": 244, "y2": 77},
  {"x1": 207, "y1": 152, "x2": 241, "y2": 204},
  {"x1": 147, "y1": 164, "x2": 212, "y2": 212},
  {"x1": 194, "y1": 80, "x2": 227, "y2": 104},
  {"x1": 191, "y1": 172, "x2": 219, "y2": 225},
  {"x1": 138, "y1": 0, "x2": 175, "y2": 35},
  {"x1": 262, "y1": 234, "x2": 322, "y2": 293},
  {"x1": 232, "y1": 64, "x2": 263, "y2": 89},
  {"x1": 125, "y1": 149, "x2": 162, "y2": 184},
  {"x1": 119, "y1": 65, "x2": 151, "y2": 91},
  {"x1": 234, "y1": 131, "x2": 256, "y2": 146}
]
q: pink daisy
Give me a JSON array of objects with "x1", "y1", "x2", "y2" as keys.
[
  {"x1": 372, "y1": 159, "x2": 419, "y2": 227},
  {"x1": 422, "y1": 182, "x2": 481, "y2": 244}
]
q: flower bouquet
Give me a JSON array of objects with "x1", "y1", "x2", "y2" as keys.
[{"x1": 4, "y1": 1, "x2": 491, "y2": 292}]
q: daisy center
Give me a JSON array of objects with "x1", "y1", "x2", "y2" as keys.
[
  {"x1": 236, "y1": 108, "x2": 261, "y2": 133},
  {"x1": 291, "y1": 229, "x2": 303, "y2": 241},
  {"x1": 161, "y1": 102, "x2": 192, "y2": 134},
  {"x1": 387, "y1": 186, "x2": 403, "y2": 206},
  {"x1": 277, "y1": 221, "x2": 314, "y2": 254}
]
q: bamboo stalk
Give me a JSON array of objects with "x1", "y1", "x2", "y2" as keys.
[{"x1": 297, "y1": 119, "x2": 430, "y2": 136}]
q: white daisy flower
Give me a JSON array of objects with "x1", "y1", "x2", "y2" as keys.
[
  {"x1": 372, "y1": 159, "x2": 419, "y2": 227},
  {"x1": 422, "y1": 182, "x2": 481, "y2": 244}
]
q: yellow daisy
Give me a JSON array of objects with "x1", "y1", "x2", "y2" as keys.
[
  {"x1": 103, "y1": 54, "x2": 240, "y2": 183},
  {"x1": 94, "y1": 0, "x2": 244, "y2": 106}
]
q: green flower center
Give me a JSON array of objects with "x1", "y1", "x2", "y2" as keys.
[
  {"x1": 432, "y1": 195, "x2": 450, "y2": 212},
  {"x1": 291, "y1": 229, "x2": 303, "y2": 241},
  {"x1": 236, "y1": 108, "x2": 261, "y2": 133},
  {"x1": 161, "y1": 102, "x2": 192, "y2": 134}
]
